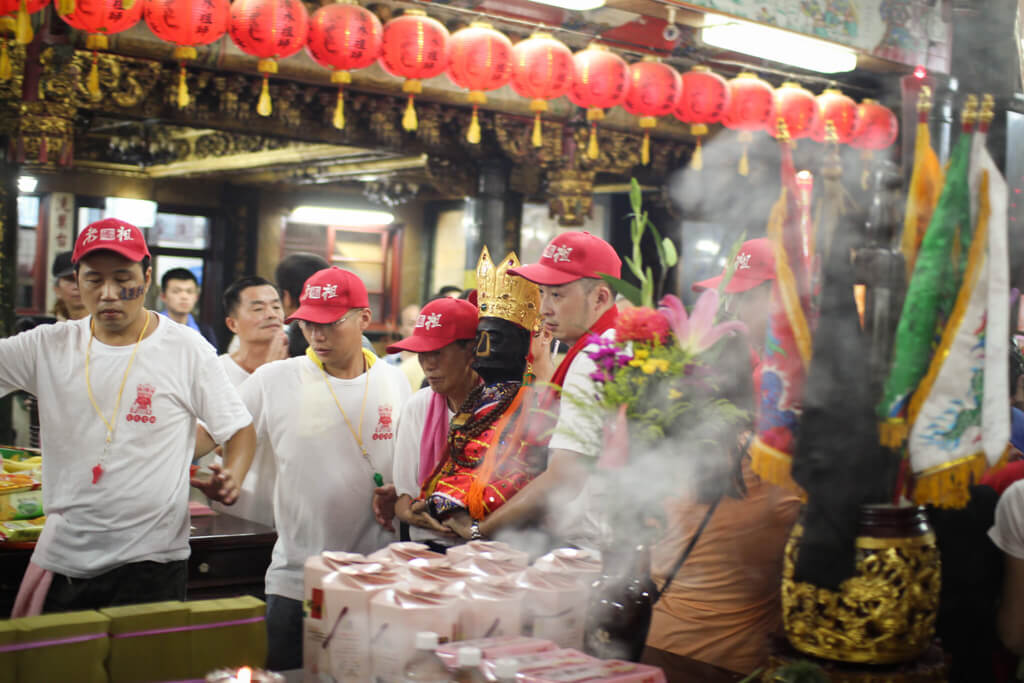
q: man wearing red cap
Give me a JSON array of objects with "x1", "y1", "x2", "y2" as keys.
[
  {"x1": 465, "y1": 231, "x2": 621, "y2": 545},
  {"x1": 224, "y1": 266, "x2": 409, "y2": 670},
  {"x1": 385, "y1": 297, "x2": 480, "y2": 548},
  {"x1": 0, "y1": 218, "x2": 256, "y2": 614}
]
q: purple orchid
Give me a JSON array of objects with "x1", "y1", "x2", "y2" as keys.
[
  {"x1": 586, "y1": 333, "x2": 633, "y2": 383},
  {"x1": 658, "y1": 291, "x2": 747, "y2": 354}
]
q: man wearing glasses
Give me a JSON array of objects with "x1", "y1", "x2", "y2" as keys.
[{"x1": 220, "y1": 267, "x2": 410, "y2": 670}]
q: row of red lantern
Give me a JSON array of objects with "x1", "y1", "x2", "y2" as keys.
[{"x1": 0, "y1": 0, "x2": 899, "y2": 169}]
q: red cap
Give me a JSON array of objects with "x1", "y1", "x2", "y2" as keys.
[
  {"x1": 692, "y1": 238, "x2": 776, "y2": 294},
  {"x1": 285, "y1": 267, "x2": 370, "y2": 324},
  {"x1": 509, "y1": 231, "x2": 621, "y2": 285},
  {"x1": 386, "y1": 298, "x2": 478, "y2": 354},
  {"x1": 72, "y1": 218, "x2": 151, "y2": 264}
]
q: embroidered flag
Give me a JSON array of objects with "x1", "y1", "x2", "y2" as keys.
[
  {"x1": 907, "y1": 109, "x2": 1010, "y2": 507},
  {"x1": 749, "y1": 139, "x2": 814, "y2": 495},
  {"x1": 900, "y1": 88, "x2": 944, "y2": 279},
  {"x1": 877, "y1": 124, "x2": 973, "y2": 447}
]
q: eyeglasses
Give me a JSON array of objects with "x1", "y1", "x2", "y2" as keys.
[{"x1": 297, "y1": 310, "x2": 360, "y2": 334}]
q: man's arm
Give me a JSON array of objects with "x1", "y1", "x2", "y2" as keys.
[
  {"x1": 477, "y1": 448, "x2": 589, "y2": 538},
  {"x1": 194, "y1": 425, "x2": 216, "y2": 459},
  {"x1": 999, "y1": 554, "x2": 1024, "y2": 653},
  {"x1": 192, "y1": 423, "x2": 256, "y2": 504}
]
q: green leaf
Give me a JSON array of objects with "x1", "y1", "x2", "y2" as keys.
[
  {"x1": 629, "y1": 177, "x2": 642, "y2": 213},
  {"x1": 622, "y1": 255, "x2": 644, "y2": 280},
  {"x1": 641, "y1": 266, "x2": 654, "y2": 308},
  {"x1": 600, "y1": 273, "x2": 643, "y2": 306},
  {"x1": 662, "y1": 237, "x2": 679, "y2": 267},
  {"x1": 716, "y1": 231, "x2": 747, "y2": 298}
]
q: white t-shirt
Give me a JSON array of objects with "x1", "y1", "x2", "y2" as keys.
[
  {"x1": 241, "y1": 354, "x2": 410, "y2": 601},
  {"x1": 990, "y1": 479, "x2": 1024, "y2": 559},
  {"x1": 210, "y1": 354, "x2": 276, "y2": 529},
  {"x1": 545, "y1": 329, "x2": 616, "y2": 550},
  {"x1": 0, "y1": 315, "x2": 252, "y2": 578},
  {"x1": 393, "y1": 387, "x2": 455, "y2": 544}
]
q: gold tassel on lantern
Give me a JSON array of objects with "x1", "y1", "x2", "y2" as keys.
[
  {"x1": 530, "y1": 98, "x2": 547, "y2": 148},
  {"x1": 738, "y1": 130, "x2": 752, "y2": 176},
  {"x1": 586, "y1": 108, "x2": 603, "y2": 160},
  {"x1": 0, "y1": 40, "x2": 10, "y2": 82},
  {"x1": 57, "y1": 0, "x2": 74, "y2": 16},
  {"x1": 466, "y1": 90, "x2": 486, "y2": 144},
  {"x1": 331, "y1": 70, "x2": 351, "y2": 130},
  {"x1": 256, "y1": 59, "x2": 277, "y2": 117},
  {"x1": 173, "y1": 46, "x2": 196, "y2": 110},
  {"x1": 87, "y1": 53, "x2": 100, "y2": 98},
  {"x1": 689, "y1": 123, "x2": 707, "y2": 170},
  {"x1": 402, "y1": 79, "x2": 422, "y2": 132},
  {"x1": 122, "y1": 0, "x2": 134, "y2": 8},
  {"x1": 639, "y1": 116, "x2": 656, "y2": 166},
  {"x1": 15, "y1": 0, "x2": 31, "y2": 45}
]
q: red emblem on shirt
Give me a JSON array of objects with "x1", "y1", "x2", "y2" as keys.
[
  {"x1": 372, "y1": 404, "x2": 393, "y2": 441},
  {"x1": 126, "y1": 383, "x2": 157, "y2": 424}
]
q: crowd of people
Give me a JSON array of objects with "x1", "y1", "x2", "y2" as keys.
[{"x1": 4, "y1": 216, "x2": 1024, "y2": 678}]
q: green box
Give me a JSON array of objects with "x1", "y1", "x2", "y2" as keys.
[
  {"x1": 0, "y1": 619, "x2": 16, "y2": 683},
  {"x1": 100, "y1": 601, "x2": 191, "y2": 683},
  {"x1": 187, "y1": 596, "x2": 267, "y2": 678},
  {"x1": 13, "y1": 610, "x2": 110, "y2": 683}
]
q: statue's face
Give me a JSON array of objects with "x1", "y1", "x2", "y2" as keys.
[{"x1": 473, "y1": 317, "x2": 529, "y2": 383}]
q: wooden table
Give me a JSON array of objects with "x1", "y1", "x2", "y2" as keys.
[
  {"x1": 641, "y1": 647, "x2": 746, "y2": 683},
  {"x1": 0, "y1": 512, "x2": 276, "y2": 614}
]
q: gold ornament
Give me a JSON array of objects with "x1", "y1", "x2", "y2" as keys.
[
  {"x1": 475, "y1": 246, "x2": 540, "y2": 332},
  {"x1": 781, "y1": 522, "x2": 941, "y2": 665}
]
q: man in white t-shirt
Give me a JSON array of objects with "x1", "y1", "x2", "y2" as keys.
[
  {"x1": 990, "y1": 479, "x2": 1024, "y2": 653},
  {"x1": 223, "y1": 266, "x2": 410, "y2": 670},
  {"x1": 207, "y1": 276, "x2": 288, "y2": 527},
  {"x1": 468, "y1": 231, "x2": 621, "y2": 546},
  {"x1": 384, "y1": 297, "x2": 479, "y2": 550},
  {"x1": 0, "y1": 218, "x2": 255, "y2": 613}
]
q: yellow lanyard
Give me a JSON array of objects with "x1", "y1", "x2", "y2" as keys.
[
  {"x1": 84, "y1": 311, "x2": 151, "y2": 484},
  {"x1": 316, "y1": 351, "x2": 383, "y2": 487}
]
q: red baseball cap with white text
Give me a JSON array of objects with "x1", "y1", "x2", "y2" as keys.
[
  {"x1": 509, "y1": 231, "x2": 621, "y2": 286},
  {"x1": 386, "y1": 298, "x2": 478, "y2": 354},
  {"x1": 285, "y1": 267, "x2": 369, "y2": 324},
  {"x1": 72, "y1": 218, "x2": 151, "y2": 264},
  {"x1": 692, "y1": 237, "x2": 776, "y2": 293}
]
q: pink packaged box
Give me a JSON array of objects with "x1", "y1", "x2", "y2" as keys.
[
  {"x1": 435, "y1": 635, "x2": 557, "y2": 668},
  {"x1": 532, "y1": 549, "x2": 602, "y2": 590},
  {"x1": 452, "y1": 555, "x2": 525, "y2": 580},
  {"x1": 369, "y1": 542, "x2": 448, "y2": 567},
  {"x1": 519, "y1": 660, "x2": 666, "y2": 683},
  {"x1": 442, "y1": 579, "x2": 525, "y2": 641},
  {"x1": 447, "y1": 540, "x2": 530, "y2": 568},
  {"x1": 370, "y1": 586, "x2": 460, "y2": 681},
  {"x1": 480, "y1": 649, "x2": 594, "y2": 681}
]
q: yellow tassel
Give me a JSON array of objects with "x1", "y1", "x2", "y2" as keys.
[
  {"x1": 466, "y1": 104, "x2": 480, "y2": 144},
  {"x1": 177, "y1": 64, "x2": 190, "y2": 109},
  {"x1": 15, "y1": 0, "x2": 32, "y2": 45},
  {"x1": 57, "y1": 0, "x2": 74, "y2": 16},
  {"x1": 749, "y1": 437, "x2": 806, "y2": 499},
  {"x1": 87, "y1": 53, "x2": 100, "y2": 98},
  {"x1": 402, "y1": 94, "x2": 417, "y2": 132},
  {"x1": 85, "y1": 33, "x2": 108, "y2": 50},
  {"x1": 641, "y1": 131, "x2": 650, "y2": 166},
  {"x1": 531, "y1": 112, "x2": 542, "y2": 148},
  {"x1": 690, "y1": 137, "x2": 703, "y2": 170},
  {"x1": 121, "y1": 0, "x2": 134, "y2": 8},
  {"x1": 739, "y1": 145, "x2": 749, "y2": 176},
  {"x1": 333, "y1": 88, "x2": 345, "y2": 130},
  {"x1": 0, "y1": 42, "x2": 10, "y2": 82},
  {"x1": 878, "y1": 420, "x2": 909, "y2": 449},
  {"x1": 587, "y1": 123, "x2": 598, "y2": 160},
  {"x1": 257, "y1": 75, "x2": 272, "y2": 116},
  {"x1": 912, "y1": 453, "x2": 987, "y2": 509}
]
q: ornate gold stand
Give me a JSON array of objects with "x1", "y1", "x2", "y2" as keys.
[{"x1": 763, "y1": 636, "x2": 947, "y2": 682}]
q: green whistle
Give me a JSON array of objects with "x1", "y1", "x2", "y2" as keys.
[{"x1": 373, "y1": 472, "x2": 384, "y2": 487}]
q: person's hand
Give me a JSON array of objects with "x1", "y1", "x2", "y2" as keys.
[
  {"x1": 191, "y1": 462, "x2": 240, "y2": 504},
  {"x1": 373, "y1": 484, "x2": 397, "y2": 532},
  {"x1": 268, "y1": 329, "x2": 290, "y2": 362},
  {"x1": 530, "y1": 327, "x2": 555, "y2": 386},
  {"x1": 442, "y1": 510, "x2": 475, "y2": 540},
  {"x1": 398, "y1": 498, "x2": 455, "y2": 536}
]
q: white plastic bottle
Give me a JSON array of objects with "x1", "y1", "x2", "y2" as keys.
[
  {"x1": 453, "y1": 647, "x2": 487, "y2": 683},
  {"x1": 492, "y1": 658, "x2": 519, "y2": 683},
  {"x1": 401, "y1": 632, "x2": 452, "y2": 683}
]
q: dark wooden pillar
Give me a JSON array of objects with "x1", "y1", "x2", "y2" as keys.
[{"x1": 464, "y1": 159, "x2": 521, "y2": 277}]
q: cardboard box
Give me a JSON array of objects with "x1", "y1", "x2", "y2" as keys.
[
  {"x1": 100, "y1": 601, "x2": 191, "y2": 683},
  {"x1": 12, "y1": 610, "x2": 110, "y2": 683},
  {"x1": 187, "y1": 597, "x2": 267, "y2": 678}
]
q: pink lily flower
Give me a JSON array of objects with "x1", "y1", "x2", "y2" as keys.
[{"x1": 658, "y1": 291, "x2": 747, "y2": 354}]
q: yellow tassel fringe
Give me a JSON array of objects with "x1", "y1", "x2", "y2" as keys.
[
  {"x1": 257, "y1": 75, "x2": 271, "y2": 116},
  {"x1": 749, "y1": 437, "x2": 806, "y2": 499},
  {"x1": 87, "y1": 53, "x2": 100, "y2": 98},
  {"x1": 690, "y1": 137, "x2": 703, "y2": 170},
  {"x1": 912, "y1": 452, "x2": 987, "y2": 509},
  {"x1": 402, "y1": 94, "x2": 417, "y2": 132},
  {"x1": 177, "y1": 64, "x2": 189, "y2": 109},
  {"x1": 466, "y1": 104, "x2": 480, "y2": 144},
  {"x1": 85, "y1": 34, "x2": 108, "y2": 51},
  {"x1": 16, "y1": 0, "x2": 31, "y2": 45},
  {"x1": 333, "y1": 89, "x2": 345, "y2": 130},
  {"x1": 0, "y1": 42, "x2": 10, "y2": 81},
  {"x1": 587, "y1": 124, "x2": 598, "y2": 159},
  {"x1": 531, "y1": 112, "x2": 542, "y2": 148},
  {"x1": 879, "y1": 420, "x2": 909, "y2": 449},
  {"x1": 57, "y1": 0, "x2": 74, "y2": 16}
]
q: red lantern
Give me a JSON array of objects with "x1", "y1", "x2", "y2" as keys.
[
  {"x1": 61, "y1": 0, "x2": 143, "y2": 98},
  {"x1": 773, "y1": 82, "x2": 817, "y2": 140},
  {"x1": 230, "y1": 0, "x2": 309, "y2": 117},
  {"x1": 851, "y1": 99, "x2": 898, "y2": 150},
  {"x1": 624, "y1": 57, "x2": 681, "y2": 165},
  {"x1": 448, "y1": 22, "x2": 513, "y2": 144},
  {"x1": 307, "y1": 1, "x2": 382, "y2": 130},
  {"x1": 810, "y1": 88, "x2": 857, "y2": 144},
  {"x1": 722, "y1": 72, "x2": 774, "y2": 175},
  {"x1": 380, "y1": 9, "x2": 451, "y2": 132},
  {"x1": 568, "y1": 44, "x2": 628, "y2": 159},
  {"x1": 674, "y1": 65, "x2": 729, "y2": 170},
  {"x1": 0, "y1": 0, "x2": 49, "y2": 45},
  {"x1": 510, "y1": 32, "x2": 573, "y2": 148},
  {"x1": 144, "y1": 0, "x2": 229, "y2": 109}
]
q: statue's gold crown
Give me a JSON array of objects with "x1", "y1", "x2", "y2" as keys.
[{"x1": 476, "y1": 246, "x2": 540, "y2": 331}]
